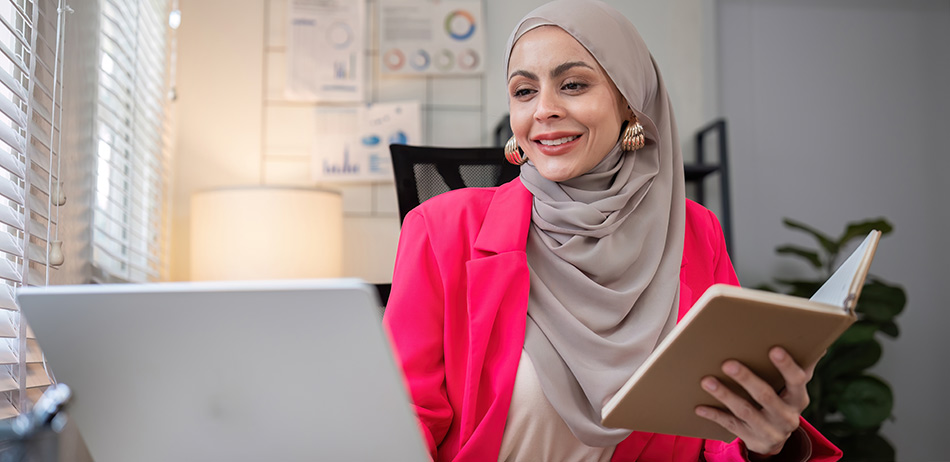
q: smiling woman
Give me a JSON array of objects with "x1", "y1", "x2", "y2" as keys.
[
  {"x1": 506, "y1": 26, "x2": 628, "y2": 182},
  {"x1": 382, "y1": 0, "x2": 843, "y2": 461}
]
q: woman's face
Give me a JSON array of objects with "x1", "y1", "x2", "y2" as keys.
[{"x1": 507, "y1": 26, "x2": 628, "y2": 182}]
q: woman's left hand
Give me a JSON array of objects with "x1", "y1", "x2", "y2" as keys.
[{"x1": 694, "y1": 346, "x2": 815, "y2": 458}]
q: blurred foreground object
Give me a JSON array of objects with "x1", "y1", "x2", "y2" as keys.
[{"x1": 0, "y1": 384, "x2": 71, "y2": 462}]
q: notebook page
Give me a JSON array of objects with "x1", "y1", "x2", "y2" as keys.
[{"x1": 810, "y1": 232, "x2": 878, "y2": 309}]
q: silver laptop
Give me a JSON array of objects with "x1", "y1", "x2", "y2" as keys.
[{"x1": 17, "y1": 279, "x2": 428, "y2": 462}]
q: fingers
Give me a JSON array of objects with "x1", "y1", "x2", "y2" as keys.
[
  {"x1": 769, "y1": 347, "x2": 811, "y2": 412},
  {"x1": 698, "y1": 367, "x2": 788, "y2": 438},
  {"x1": 694, "y1": 402, "x2": 748, "y2": 441},
  {"x1": 694, "y1": 383, "x2": 786, "y2": 456},
  {"x1": 724, "y1": 353, "x2": 802, "y2": 434},
  {"x1": 723, "y1": 359, "x2": 788, "y2": 415},
  {"x1": 693, "y1": 405, "x2": 786, "y2": 457},
  {"x1": 698, "y1": 375, "x2": 764, "y2": 430},
  {"x1": 695, "y1": 355, "x2": 807, "y2": 455}
]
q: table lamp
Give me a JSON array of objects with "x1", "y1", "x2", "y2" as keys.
[{"x1": 190, "y1": 186, "x2": 343, "y2": 280}]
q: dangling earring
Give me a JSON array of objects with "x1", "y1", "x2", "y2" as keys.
[
  {"x1": 505, "y1": 135, "x2": 527, "y2": 165},
  {"x1": 621, "y1": 116, "x2": 645, "y2": 152}
]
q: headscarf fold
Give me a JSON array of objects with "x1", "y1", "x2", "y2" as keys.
[{"x1": 505, "y1": 0, "x2": 686, "y2": 446}]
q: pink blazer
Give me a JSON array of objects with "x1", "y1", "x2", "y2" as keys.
[{"x1": 383, "y1": 179, "x2": 841, "y2": 462}]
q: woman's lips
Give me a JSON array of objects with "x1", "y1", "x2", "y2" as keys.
[
  {"x1": 538, "y1": 135, "x2": 579, "y2": 146},
  {"x1": 533, "y1": 134, "x2": 582, "y2": 156}
]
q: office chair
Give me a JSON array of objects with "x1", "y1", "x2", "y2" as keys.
[
  {"x1": 389, "y1": 144, "x2": 521, "y2": 224},
  {"x1": 375, "y1": 144, "x2": 521, "y2": 307}
]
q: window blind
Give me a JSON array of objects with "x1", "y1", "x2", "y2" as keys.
[
  {"x1": 0, "y1": 0, "x2": 66, "y2": 419},
  {"x1": 92, "y1": 0, "x2": 170, "y2": 283}
]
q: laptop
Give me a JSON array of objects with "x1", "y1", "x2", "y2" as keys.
[{"x1": 17, "y1": 279, "x2": 429, "y2": 462}]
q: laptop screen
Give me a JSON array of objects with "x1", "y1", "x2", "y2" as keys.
[{"x1": 18, "y1": 279, "x2": 428, "y2": 462}]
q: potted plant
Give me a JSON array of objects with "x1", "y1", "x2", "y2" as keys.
[{"x1": 760, "y1": 218, "x2": 905, "y2": 461}]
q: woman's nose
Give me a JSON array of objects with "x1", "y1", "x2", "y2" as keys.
[{"x1": 534, "y1": 88, "x2": 564, "y2": 120}]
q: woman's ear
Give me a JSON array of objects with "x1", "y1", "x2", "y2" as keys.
[{"x1": 627, "y1": 105, "x2": 637, "y2": 120}]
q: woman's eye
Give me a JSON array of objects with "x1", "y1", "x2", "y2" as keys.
[
  {"x1": 513, "y1": 88, "x2": 535, "y2": 98},
  {"x1": 563, "y1": 81, "x2": 587, "y2": 91}
]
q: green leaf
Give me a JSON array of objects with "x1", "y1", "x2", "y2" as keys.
[
  {"x1": 879, "y1": 321, "x2": 899, "y2": 338},
  {"x1": 822, "y1": 340, "x2": 882, "y2": 379},
  {"x1": 856, "y1": 282, "x2": 906, "y2": 322},
  {"x1": 776, "y1": 245, "x2": 823, "y2": 268},
  {"x1": 774, "y1": 278, "x2": 823, "y2": 298},
  {"x1": 813, "y1": 376, "x2": 849, "y2": 414},
  {"x1": 783, "y1": 218, "x2": 839, "y2": 255},
  {"x1": 838, "y1": 375, "x2": 893, "y2": 429},
  {"x1": 834, "y1": 321, "x2": 878, "y2": 346},
  {"x1": 839, "y1": 218, "x2": 894, "y2": 247}
]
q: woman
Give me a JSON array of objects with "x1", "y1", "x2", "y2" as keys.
[{"x1": 383, "y1": 0, "x2": 842, "y2": 460}]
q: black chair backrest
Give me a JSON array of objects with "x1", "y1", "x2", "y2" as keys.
[{"x1": 389, "y1": 144, "x2": 521, "y2": 224}]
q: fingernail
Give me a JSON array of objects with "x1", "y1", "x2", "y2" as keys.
[
  {"x1": 696, "y1": 408, "x2": 709, "y2": 417},
  {"x1": 702, "y1": 379, "x2": 718, "y2": 391},
  {"x1": 724, "y1": 362, "x2": 739, "y2": 375},
  {"x1": 771, "y1": 348, "x2": 786, "y2": 361}
]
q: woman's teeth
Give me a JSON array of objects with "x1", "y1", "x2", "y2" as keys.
[{"x1": 538, "y1": 135, "x2": 579, "y2": 146}]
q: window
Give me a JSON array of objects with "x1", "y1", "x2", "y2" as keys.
[
  {"x1": 0, "y1": 0, "x2": 172, "y2": 420},
  {"x1": 0, "y1": 0, "x2": 65, "y2": 418},
  {"x1": 92, "y1": 0, "x2": 170, "y2": 283}
]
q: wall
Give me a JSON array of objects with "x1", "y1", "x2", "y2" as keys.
[
  {"x1": 170, "y1": 0, "x2": 716, "y2": 283},
  {"x1": 172, "y1": 0, "x2": 265, "y2": 281},
  {"x1": 718, "y1": 1, "x2": 950, "y2": 459}
]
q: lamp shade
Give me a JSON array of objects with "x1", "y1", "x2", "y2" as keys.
[{"x1": 190, "y1": 187, "x2": 343, "y2": 280}]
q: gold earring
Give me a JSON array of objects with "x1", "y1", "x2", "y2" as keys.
[
  {"x1": 505, "y1": 135, "x2": 527, "y2": 165},
  {"x1": 621, "y1": 116, "x2": 645, "y2": 152}
]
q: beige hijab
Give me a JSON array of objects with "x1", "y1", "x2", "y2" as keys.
[{"x1": 505, "y1": 0, "x2": 686, "y2": 447}]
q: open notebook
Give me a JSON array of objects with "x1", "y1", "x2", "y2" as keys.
[
  {"x1": 17, "y1": 279, "x2": 428, "y2": 462},
  {"x1": 602, "y1": 231, "x2": 881, "y2": 441}
]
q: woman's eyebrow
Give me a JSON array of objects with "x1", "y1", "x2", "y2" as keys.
[
  {"x1": 508, "y1": 61, "x2": 594, "y2": 82},
  {"x1": 508, "y1": 69, "x2": 538, "y2": 82},
  {"x1": 551, "y1": 61, "x2": 594, "y2": 77}
]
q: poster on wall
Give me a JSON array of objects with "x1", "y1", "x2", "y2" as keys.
[
  {"x1": 286, "y1": 0, "x2": 365, "y2": 102},
  {"x1": 313, "y1": 101, "x2": 422, "y2": 182},
  {"x1": 378, "y1": 0, "x2": 485, "y2": 76}
]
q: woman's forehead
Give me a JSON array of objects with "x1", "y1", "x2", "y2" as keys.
[
  {"x1": 509, "y1": 26, "x2": 601, "y2": 71},
  {"x1": 505, "y1": 0, "x2": 656, "y2": 114}
]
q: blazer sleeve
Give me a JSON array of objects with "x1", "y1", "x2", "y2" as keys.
[
  {"x1": 382, "y1": 211, "x2": 452, "y2": 458},
  {"x1": 703, "y1": 419, "x2": 842, "y2": 462},
  {"x1": 693, "y1": 208, "x2": 842, "y2": 462}
]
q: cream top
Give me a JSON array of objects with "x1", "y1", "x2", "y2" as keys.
[{"x1": 498, "y1": 350, "x2": 616, "y2": 462}]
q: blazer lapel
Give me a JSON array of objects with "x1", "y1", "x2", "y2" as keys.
[
  {"x1": 472, "y1": 178, "x2": 533, "y2": 256},
  {"x1": 458, "y1": 179, "x2": 533, "y2": 446}
]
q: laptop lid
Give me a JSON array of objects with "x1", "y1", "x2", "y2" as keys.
[{"x1": 17, "y1": 279, "x2": 428, "y2": 462}]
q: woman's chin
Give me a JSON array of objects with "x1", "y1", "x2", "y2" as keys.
[{"x1": 535, "y1": 167, "x2": 580, "y2": 183}]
